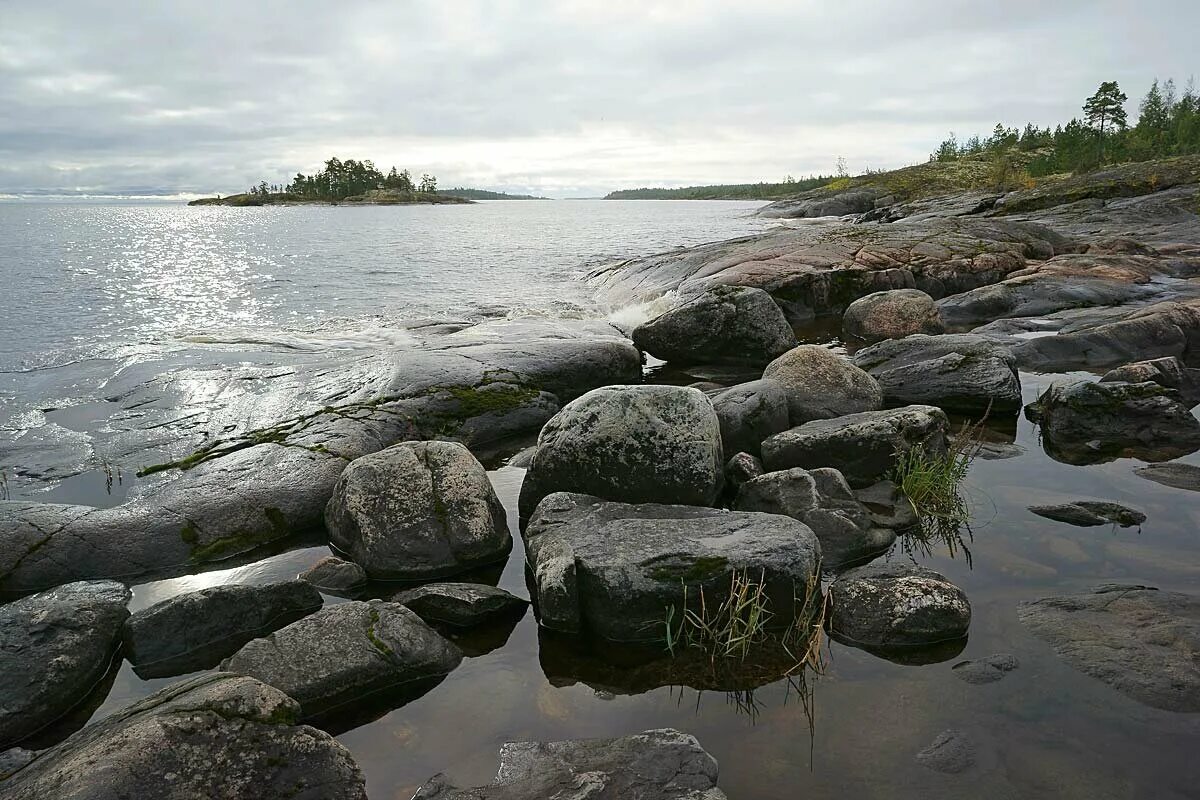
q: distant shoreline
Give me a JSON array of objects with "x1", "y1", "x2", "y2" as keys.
[{"x1": 188, "y1": 189, "x2": 475, "y2": 207}]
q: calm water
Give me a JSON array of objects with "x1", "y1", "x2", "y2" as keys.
[{"x1": 3, "y1": 201, "x2": 1199, "y2": 799}]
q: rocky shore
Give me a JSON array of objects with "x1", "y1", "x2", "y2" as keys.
[{"x1": 3, "y1": 156, "x2": 1200, "y2": 796}]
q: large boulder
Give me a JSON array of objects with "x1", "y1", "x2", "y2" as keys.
[
  {"x1": 0, "y1": 580, "x2": 130, "y2": 748},
  {"x1": 851, "y1": 333, "x2": 1021, "y2": 413},
  {"x1": 393, "y1": 583, "x2": 528, "y2": 628},
  {"x1": 1025, "y1": 380, "x2": 1200, "y2": 465},
  {"x1": 1018, "y1": 585, "x2": 1200, "y2": 712},
  {"x1": 710, "y1": 379, "x2": 790, "y2": 458},
  {"x1": 762, "y1": 345, "x2": 883, "y2": 425},
  {"x1": 1101, "y1": 355, "x2": 1200, "y2": 407},
  {"x1": 828, "y1": 563, "x2": 971, "y2": 650},
  {"x1": 522, "y1": 493, "x2": 821, "y2": 641},
  {"x1": 325, "y1": 441, "x2": 511, "y2": 579},
  {"x1": 517, "y1": 386, "x2": 724, "y2": 518},
  {"x1": 122, "y1": 580, "x2": 323, "y2": 678},
  {"x1": 222, "y1": 600, "x2": 462, "y2": 722},
  {"x1": 734, "y1": 467, "x2": 897, "y2": 569},
  {"x1": 842, "y1": 289, "x2": 945, "y2": 343},
  {"x1": 0, "y1": 673, "x2": 367, "y2": 800},
  {"x1": 414, "y1": 728, "x2": 727, "y2": 799},
  {"x1": 631, "y1": 286, "x2": 797, "y2": 365},
  {"x1": 761, "y1": 405, "x2": 950, "y2": 487}
]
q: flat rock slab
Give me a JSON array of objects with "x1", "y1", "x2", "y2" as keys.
[
  {"x1": 0, "y1": 580, "x2": 131, "y2": 748},
  {"x1": 1028, "y1": 501, "x2": 1146, "y2": 527},
  {"x1": 1134, "y1": 462, "x2": 1200, "y2": 491},
  {"x1": 223, "y1": 600, "x2": 462, "y2": 723},
  {"x1": 523, "y1": 493, "x2": 821, "y2": 642},
  {"x1": 0, "y1": 673, "x2": 367, "y2": 800},
  {"x1": 1018, "y1": 585, "x2": 1200, "y2": 712},
  {"x1": 952, "y1": 653, "x2": 1019, "y2": 685},
  {"x1": 414, "y1": 728, "x2": 728, "y2": 799},
  {"x1": 122, "y1": 580, "x2": 323, "y2": 678},
  {"x1": 393, "y1": 583, "x2": 528, "y2": 627}
]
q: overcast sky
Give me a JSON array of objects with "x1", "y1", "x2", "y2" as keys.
[{"x1": 1, "y1": 0, "x2": 1196, "y2": 198}]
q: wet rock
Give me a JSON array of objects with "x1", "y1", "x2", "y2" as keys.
[
  {"x1": 1102, "y1": 355, "x2": 1200, "y2": 407},
  {"x1": 843, "y1": 289, "x2": 945, "y2": 343},
  {"x1": 710, "y1": 379, "x2": 790, "y2": 458},
  {"x1": 762, "y1": 345, "x2": 883, "y2": 425},
  {"x1": 1025, "y1": 380, "x2": 1200, "y2": 465},
  {"x1": 854, "y1": 480, "x2": 918, "y2": 530},
  {"x1": 723, "y1": 452, "x2": 764, "y2": 498},
  {"x1": 1028, "y1": 501, "x2": 1145, "y2": 528},
  {"x1": 829, "y1": 563, "x2": 971, "y2": 650},
  {"x1": 0, "y1": 747, "x2": 34, "y2": 779},
  {"x1": 1018, "y1": 585, "x2": 1200, "y2": 711},
  {"x1": 325, "y1": 441, "x2": 511, "y2": 580},
  {"x1": 915, "y1": 729, "x2": 975, "y2": 774},
  {"x1": 523, "y1": 493, "x2": 821, "y2": 641},
  {"x1": 0, "y1": 580, "x2": 130, "y2": 749},
  {"x1": 952, "y1": 653, "x2": 1019, "y2": 685},
  {"x1": 0, "y1": 673, "x2": 367, "y2": 800},
  {"x1": 851, "y1": 333, "x2": 1021, "y2": 413},
  {"x1": 122, "y1": 580, "x2": 323, "y2": 679},
  {"x1": 393, "y1": 583, "x2": 528, "y2": 628},
  {"x1": 762, "y1": 405, "x2": 949, "y2": 487},
  {"x1": 1133, "y1": 461, "x2": 1200, "y2": 491},
  {"x1": 222, "y1": 600, "x2": 462, "y2": 723},
  {"x1": 517, "y1": 385, "x2": 724, "y2": 518},
  {"x1": 631, "y1": 285, "x2": 797, "y2": 365},
  {"x1": 734, "y1": 467, "x2": 896, "y2": 569},
  {"x1": 414, "y1": 727, "x2": 727, "y2": 799},
  {"x1": 298, "y1": 555, "x2": 368, "y2": 595}
]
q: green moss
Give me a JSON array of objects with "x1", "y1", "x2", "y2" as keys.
[
  {"x1": 650, "y1": 556, "x2": 730, "y2": 583},
  {"x1": 189, "y1": 527, "x2": 272, "y2": 562},
  {"x1": 180, "y1": 520, "x2": 199, "y2": 545},
  {"x1": 444, "y1": 384, "x2": 540, "y2": 417},
  {"x1": 365, "y1": 607, "x2": 393, "y2": 656}
]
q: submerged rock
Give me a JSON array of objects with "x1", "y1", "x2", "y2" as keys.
[
  {"x1": 517, "y1": 385, "x2": 724, "y2": 518},
  {"x1": 122, "y1": 580, "x2": 323, "y2": 679},
  {"x1": 0, "y1": 673, "x2": 367, "y2": 800},
  {"x1": 222, "y1": 600, "x2": 462, "y2": 723},
  {"x1": 762, "y1": 345, "x2": 883, "y2": 425},
  {"x1": 0, "y1": 580, "x2": 130, "y2": 749},
  {"x1": 1133, "y1": 461, "x2": 1200, "y2": 491},
  {"x1": 1028, "y1": 501, "x2": 1145, "y2": 528},
  {"x1": 762, "y1": 405, "x2": 949, "y2": 487},
  {"x1": 413, "y1": 728, "x2": 727, "y2": 799},
  {"x1": 828, "y1": 563, "x2": 970, "y2": 650},
  {"x1": 631, "y1": 285, "x2": 797, "y2": 365},
  {"x1": 325, "y1": 441, "x2": 511, "y2": 580},
  {"x1": 1101, "y1": 355, "x2": 1200, "y2": 407},
  {"x1": 1018, "y1": 585, "x2": 1200, "y2": 712},
  {"x1": 298, "y1": 555, "x2": 368, "y2": 595},
  {"x1": 393, "y1": 583, "x2": 528, "y2": 628},
  {"x1": 915, "y1": 729, "x2": 975, "y2": 774},
  {"x1": 952, "y1": 653, "x2": 1019, "y2": 685},
  {"x1": 522, "y1": 493, "x2": 821, "y2": 642},
  {"x1": 710, "y1": 379, "x2": 790, "y2": 459},
  {"x1": 842, "y1": 289, "x2": 945, "y2": 343}
]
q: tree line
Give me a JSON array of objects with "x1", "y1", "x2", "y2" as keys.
[
  {"x1": 930, "y1": 78, "x2": 1200, "y2": 176},
  {"x1": 247, "y1": 157, "x2": 439, "y2": 200}
]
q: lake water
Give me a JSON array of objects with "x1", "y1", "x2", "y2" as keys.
[{"x1": 2, "y1": 200, "x2": 1198, "y2": 799}]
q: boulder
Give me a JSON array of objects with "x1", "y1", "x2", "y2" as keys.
[
  {"x1": 1025, "y1": 380, "x2": 1200, "y2": 465},
  {"x1": 122, "y1": 580, "x2": 323, "y2": 678},
  {"x1": 723, "y1": 452, "x2": 764, "y2": 498},
  {"x1": 0, "y1": 580, "x2": 130, "y2": 748},
  {"x1": 1101, "y1": 356, "x2": 1200, "y2": 407},
  {"x1": 734, "y1": 467, "x2": 896, "y2": 569},
  {"x1": 413, "y1": 728, "x2": 727, "y2": 799},
  {"x1": 298, "y1": 555, "x2": 368, "y2": 595},
  {"x1": 631, "y1": 286, "x2": 797, "y2": 365},
  {"x1": 842, "y1": 289, "x2": 945, "y2": 343},
  {"x1": 854, "y1": 480, "x2": 918, "y2": 530},
  {"x1": 1018, "y1": 585, "x2": 1200, "y2": 711},
  {"x1": 517, "y1": 386, "x2": 724, "y2": 518},
  {"x1": 222, "y1": 600, "x2": 462, "y2": 722},
  {"x1": 0, "y1": 673, "x2": 367, "y2": 800},
  {"x1": 1027, "y1": 501, "x2": 1145, "y2": 528},
  {"x1": 762, "y1": 346, "x2": 883, "y2": 425},
  {"x1": 522, "y1": 493, "x2": 821, "y2": 641},
  {"x1": 757, "y1": 187, "x2": 882, "y2": 219},
  {"x1": 851, "y1": 333, "x2": 1021, "y2": 413},
  {"x1": 1133, "y1": 461, "x2": 1200, "y2": 491},
  {"x1": 828, "y1": 563, "x2": 971, "y2": 649},
  {"x1": 952, "y1": 653, "x2": 1019, "y2": 685},
  {"x1": 762, "y1": 405, "x2": 950, "y2": 488},
  {"x1": 393, "y1": 583, "x2": 528, "y2": 627},
  {"x1": 710, "y1": 379, "x2": 790, "y2": 458},
  {"x1": 325, "y1": 441, "x2": 511, "y2": 579}
]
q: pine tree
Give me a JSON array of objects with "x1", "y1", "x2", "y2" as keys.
[{"x1": 1082, "y1": 81, "x2": 1128, "y2": 164}]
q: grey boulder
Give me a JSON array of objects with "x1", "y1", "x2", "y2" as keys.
[
  {"x1": 0, "y1": 580, "x2": 130, "y2": 748},
  {"x1": 393, "y1": 582, "x2": 528, "y2": 627},
  {"x1": 828, "y1": 563, "x2": 970, "y2": 649},
  {"x1": 325, "y1": 441, "x2": 511, "y2": 579},
  {"x1": 762, "y1": 345, "x2": 883, "y2": 425},
  {"x1": 842, "y1": 289, "x2": 945, "y2": 343},
  {"x1": 1101, "y1": 355, "x2": 1200, "y2": 407},
  {"x1": 298, "y1": 555, "x2": 368, "y2": 595},
  {"x1": 710, "y1": 379, "x2": 790, "y2": 459},
  {"x1": 518, "y1": 385, "x2": 724, "y2": 518}
]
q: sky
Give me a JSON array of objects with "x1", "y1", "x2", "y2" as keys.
[{"x1": 1, "y1": 0, "x2": 1197, "y2": 198}]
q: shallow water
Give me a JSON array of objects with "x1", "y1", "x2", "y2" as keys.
[{"x1": 4, "y1": 201, "x2": 1200, "y2": 798}]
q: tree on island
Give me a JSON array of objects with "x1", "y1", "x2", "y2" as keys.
[
  {"x1": 242, "y1": 157, "x2": 436, "y2": 201},
  {"x1": 1082, "y1": 80, "x2": 1128, "y2": 163}
]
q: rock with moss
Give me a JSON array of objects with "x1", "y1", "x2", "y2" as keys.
[
  {"x1": 1025, "y1": 380, "x2": 1200, "y2": 465},
  {"x1": 762, "y1": 345, "x2": 883, "y2": 425},
  {"x1": 631, "y1": 286, "x2": 796, "y2": 366},
  {"x1": 517, "y1": 386, "x2": 724, "y2": 518},
  {"x1": 414, "y1": 728, "x2": 728, "y2": 799},
  {"x1": 0, "y1": 580, "x2": 130, "y2": 749},
  {"x1": 710, "y1": 379, "x2": 790, "y2": 459},
  {"x1": 393, "y1": 582, "x2": 528, "y2": 627},
  {"x1": 829, "y1": 563, "x2": 971, "y2": 650},
  {"x1": 522, "y1": 492, "x2": 820, "y2": 642},
  {"x1": 757, "y1": 187, "x2": 882, "y2": 219},
  {"x1": 222, "y1": 600, "x2": 461, "y2": 724},
  {"x1": 122, "y1": 580, "x2": 323, "y2": 679},
  {"x1": 1101, "y1": 355, "x2": 1200, "y2": 407},
  {"x1": 842, "y1": 289, "x2": 945, "y2": 343},
  {"x1": 0, "y1": 673, "x2": 367, "y2": 800},
  {"x1": 325, "y1": 441, "x2": 511, "y2": 579}
]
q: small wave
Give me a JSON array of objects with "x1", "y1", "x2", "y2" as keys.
[{"x1": 605, "y1": 291, "x2": 680, "y2": 333}]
